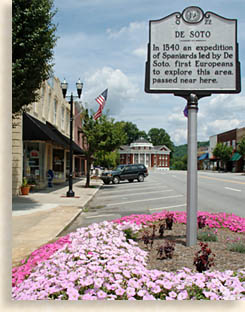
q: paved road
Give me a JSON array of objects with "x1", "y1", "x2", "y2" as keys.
[{"x1": 61, "y1": 170, "x2": 245, "y2": 235}]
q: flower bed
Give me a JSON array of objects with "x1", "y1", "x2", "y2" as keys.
[{"x1": 12, "y1": 211, "x2": 245, "y2": 300}]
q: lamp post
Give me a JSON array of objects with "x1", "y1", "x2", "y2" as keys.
[{"x1": 61, "y1": 78, "x2": 83, "y2": 197}]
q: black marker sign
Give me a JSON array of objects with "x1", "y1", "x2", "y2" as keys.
[{"x1": 145, "y1": 6, "x2": 241, "y2": 95}]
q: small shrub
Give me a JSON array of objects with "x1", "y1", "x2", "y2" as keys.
[
  {"x1": 141, "y1": 230, "x2": 150, "y2": 247},
  {"x1": 227, "y1": 237, "x2": 245, "y2": 253},
  {"x1": 193, "y1": 242, "x2": 215, "y2": 273},
  {"x1": 197, "y1": 216, "x2": 206, "y2": 229},
  {"x1": 165, "y1": 212, "x2": 175, "y2": 230},
  {"x1": 159, "y1": 224, "x2": 165, "y2": 237},
  {"x1": 197, "y1": 229, "x2": 218, "y2": 242},
  {"x1": 123, "y1": 228, "x2": 137, "y2": 242},
  {"x1": 156, "y1": 240, "x2": 175, "y2": 259}
]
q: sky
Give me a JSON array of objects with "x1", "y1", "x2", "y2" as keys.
[{"x1": 52, "y1": 0, "x2": 245, "y2": 146}]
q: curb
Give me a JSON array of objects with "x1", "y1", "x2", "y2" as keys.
[{"x1": 55, "y1": 183, "x2": 102, "y2": 238}]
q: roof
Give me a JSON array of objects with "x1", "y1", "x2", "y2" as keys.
[
  {"x1": 23, "y1": 113, "x2": 84, "y2": 155},
  {"x1": 134, "y1": 137, "x2": 151, "y2": 144}
]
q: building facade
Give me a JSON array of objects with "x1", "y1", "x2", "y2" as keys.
[
  {"x1": 12, "y1": 77, "x2": 85, "y2": 196},
  {"x1": 119, "y1": 138, "x2": 171, "y2": 169},
  {"x1": 207, "y1": 128, "x2": 245, "y2": 172}
]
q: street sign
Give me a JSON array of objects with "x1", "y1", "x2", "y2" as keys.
[{"x1": 145, "y1": 6, "x2": 241, "y2": 95}]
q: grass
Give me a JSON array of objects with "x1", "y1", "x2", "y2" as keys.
[
  {"x1": 197, "y1": 230, "x2": 218, "y2": 242},
  {"x1": 228, "y1": 242, "x2": 245, "y2": 253}
]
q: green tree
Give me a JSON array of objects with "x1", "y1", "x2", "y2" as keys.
[
  {"x1": 116, "y1": 121, "x2": 141, "y2": 145},
  {"x1": 213, "y1": 142, "x2": 233, "y2": 171},
  {"x1": 148, "y1": 128, "x2": 174, "y2": 151},
  {"x1": 237, "y1": 136, "x2": 245, "y2": 171},
  {"x1": 237, "y1": 136, "x2": 245, "y2": 157},
  {"x1": 81, "y1": 110, "x2": 126, "y2": 187},
  {"x1": 171, "y1": 155, "x2": 187, "y2": 170},
  {"x1": 94, "y1": 150, "x2": 119, "y2": 169},
  {"x1": 12, "y1": 0, "x2": 57, "y2": 115}
]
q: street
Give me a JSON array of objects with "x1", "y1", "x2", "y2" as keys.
[{"x1": 61, "y1": 170, "x2": 245, "y2": 235}]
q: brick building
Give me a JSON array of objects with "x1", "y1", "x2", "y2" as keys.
[{"x1": 119, "y1": 138, "x2": 171, "y2": 170}]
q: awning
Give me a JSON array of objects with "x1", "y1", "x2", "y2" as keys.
[
  {"x1": 46, "y1": 122, "x2": 84, "y2": 155},
  {"x1": 23, "y1": 113, "x2": 84, "y2": 155},
  {"x1": 231, "y1": 152, "x2": 242, "y2": 161},
  {"x1": 198, "y1": 152, "x2": 209, "y2": 160},
  {"x1": 23, "y1": 113, "x2": 67, "y2": 147}
]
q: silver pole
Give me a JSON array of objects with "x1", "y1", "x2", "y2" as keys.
[{"x1": 186, "y1": 93, "x2": 198, "y2": 246}]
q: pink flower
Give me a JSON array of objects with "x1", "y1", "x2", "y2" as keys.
[
  {"x1": 115, "y1": 288, "x2": 125, "y2": 296},
  {"x1": 177, "y1": 290, "x2": 188, "y2": 300},
  {"x1": 126, "y1": 287, "x2": 136, "y2": 298}
]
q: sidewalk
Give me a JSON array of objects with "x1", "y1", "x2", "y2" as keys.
[{"x1": 12, "y1": 177, "x2": 102, "y2": 267}]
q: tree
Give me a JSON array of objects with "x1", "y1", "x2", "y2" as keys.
[
  {"x1": 148, "y1": 128, "x2": 174, "y2": 151},
  {"x1": 81, "y1": 110, "x2": 126, "y2": 187},
  {"x1": 94, "y1": 150, "x2": 119, "y2": 169},
  {"x1": 12, "y1": 0, "x2": 57, "y2": 115},
  {"x1": 237, "y1": 136, "x2": 245, "y2": 157},
  {"x1": 237, "y1": 136, "x2": 245, "y2": 171},
  {"x1": 116, "y1": 121, "x2": 141, "y2": 145},
  {"x1": 213, "y1": 143, "x2": 233, "y2": 171},
  {"x1": 171, "y1": 155, "x2": 187, "y2": 170}
]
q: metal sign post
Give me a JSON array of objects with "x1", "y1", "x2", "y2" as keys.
[
  {"x1": 186, "y1": 94, "x2": 198, "y2": 246},
  {"x1": 145, "y1": 6, "x2": 241, "y2": 246}
]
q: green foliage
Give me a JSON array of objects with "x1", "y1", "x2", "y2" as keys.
[
  {"x1": 81, "y1": 109, "x2": 126, "y2": 186},
  {"x1": 197, "y1": 230, "x2": 218, "y2": 242},
  {"x1": 94, "y1": 150, "x2": 119, "y2": 169},
  {"x1": 227, "y1": 237, "x2": 245, "y2": 253},
  {"x1": 171, "y1": 154, "x2": 187, "y2": 170},
  {"x1": 148, "y1": 128, "x2": 174, "y2": 151},
  {"x1": 115, "y1": 121, "x2": 143, "y2": 145},
  {"x1": 123, "y1": 228, "x2": 138, "y2": 242},
  {"x1": 213, "y1": 142, "x2": 233, "y2": 170},
  {"x1": 228, "y1": 242, "x2": 245, "y2": 253},
  {"x1": 237, "y1": 136, "x2": 245, "y2": 157},
  {"x1": 12, "y1": 0, "x2": 57, "y2": 115}
]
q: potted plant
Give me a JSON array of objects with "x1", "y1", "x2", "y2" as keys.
[{"x1": 20, "y1": 177, "x2": 31, "y2": 195}]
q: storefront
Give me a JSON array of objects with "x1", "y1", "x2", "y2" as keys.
[
  {"x1": 22, "y1": 113, "x2": 84, "y2": 189},
  {"x1": 23, "y1": 142, "x2": 46, "y2": 187}
]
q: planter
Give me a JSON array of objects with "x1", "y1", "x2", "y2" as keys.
[{"x1": 20, "y1": 185, "x2": 30, "y2": 195}]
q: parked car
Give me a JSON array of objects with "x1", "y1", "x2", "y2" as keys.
[{"x1": 100, "y1": 164, "x2": 148, "y2": 184}]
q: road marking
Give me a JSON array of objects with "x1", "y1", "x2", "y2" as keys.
[
  {"x1": 85, "y1": 214, "x2": 116, "y2": 219},
  {"x1": 100, "y1": 189, "x2": 173, "y2": 199},
  {"x1": 224, "y1": 187, "x2": 241, "y2": 192},
  {"x1": 199, "y1": 175, "x2": 245, "y2": 185},
  {"x1": 106, "y1": 194, "x2": 184, "y2": 206},
  {"x1": 100, "y1": 186, "x2": 169, "y2": 195},
  {"x1": 149, "y1": 204, "x2": 186, "y2": 211}
]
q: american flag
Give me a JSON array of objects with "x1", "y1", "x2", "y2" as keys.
[{"x1": 93, "y1": 89, "x2": 108, "y2": 120}]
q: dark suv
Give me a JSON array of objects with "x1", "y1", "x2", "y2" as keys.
[{"x1": 100, "y1": 164, "x2": 148, "y2": 184}]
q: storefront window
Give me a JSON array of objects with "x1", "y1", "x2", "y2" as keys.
[
  {"x1": 53, "y1": 149, "x2": 64, "y2": 179},
  {"x1": 23, "y1": 142, "x2": 45, "y2": 185}
]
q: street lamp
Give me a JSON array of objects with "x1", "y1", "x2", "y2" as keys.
[{"x1": 61, "y1": 78, "x2": 83, "y2": 197}]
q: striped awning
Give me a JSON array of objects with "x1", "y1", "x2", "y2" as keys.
[{"x1": 231, "y1": 152, "x2": 242, "y2": 161}]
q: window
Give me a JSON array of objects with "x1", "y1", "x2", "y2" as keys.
[
  {"x1": 53, "y1": 99, "x2": 57, "y2": 124},
  {"x1": 232, "y1": 140, "x2": 236, "y2": 149},
  {"x1": 66, "y1": 110, "x2": 70, "y2": 133},
  {"x1": 61, "y1": 107, "x2": 65, "y2": 130},
  {"x1": 41, "y1": 86, "x2": 45, "y2": 118},
  {"x1": 47, "y1": 91, "x2": 51, "y2": 120}
]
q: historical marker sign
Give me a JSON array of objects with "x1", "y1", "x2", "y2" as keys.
[{"x1": 145, "y1": 6, "x2": 241, "y2": 95}]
